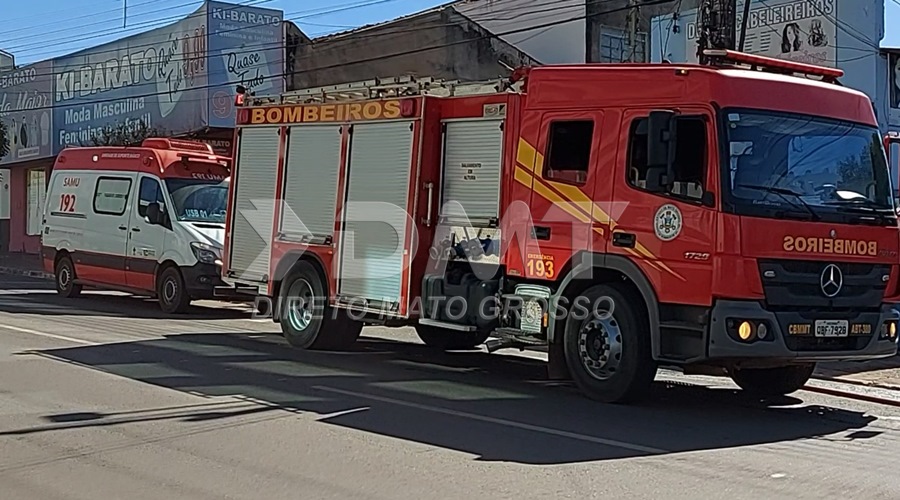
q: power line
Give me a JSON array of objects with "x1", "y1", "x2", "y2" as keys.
[
  {"x1": 8, "y1": 0, "x2": 677, "y2": 117},
  {"x1": 8, "y1": 0, "x2": 602, "y2": 81},
  {"x1": 9, "y1": 0, "x2": 406, "y2": 66}
]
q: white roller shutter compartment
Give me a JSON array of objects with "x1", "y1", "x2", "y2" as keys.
[
  {"x1": 228, "y1": 126, "x2": 281, "y2": 283},
  {"x1": 440, "y1": 119, "x2": 503, "y2": 221},
  {"x1": 281, "y1": 125, "x2": 342, "y2": 240},
  {"x1": 338, "y1": 121, "x2": 414, "y2": 306}
]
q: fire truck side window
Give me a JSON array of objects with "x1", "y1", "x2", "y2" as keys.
[
  {"x1": 627, "y1": 116, "x2": 707, "y2": 200},
  {"x1": 137, "y1": 177, "x2": 166, "y2": 218},
  {"x1": 544, "y1": 120, "x2": 594, "y2": 185}
]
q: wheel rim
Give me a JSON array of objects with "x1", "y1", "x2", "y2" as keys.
[
  {"x1": 58, "y1": 264, "x2": 70, "y2": 289},
  {"x1": 163, "y1": 277, "x2": 178, "y2": 303},
  {"x1": 577, "y1": 315, "x2": 623, "y2": 381},
  {"x1": 286, "y1": 279, "x2": 315, "y2": 332}
]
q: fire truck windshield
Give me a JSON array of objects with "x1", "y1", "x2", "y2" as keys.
[
  {"x1": 722, "y1": 108, "x2": 895, "y2": 225},
  {"x1": 165, "y1": 178, "x2": 229, "y2": 223}
]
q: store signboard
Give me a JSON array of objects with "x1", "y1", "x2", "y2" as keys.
[
  {"x1": 670, "y1": 0, "x2": 838, "y2": 66},
  {"x1": 206, "y1": 1, "x2": 284, "y2": 128},
  {"x1": 52, "y1": 4, "x2": 210, "y2": 152},
  {"x1": 0, "y1": 60, "x2": 53, "y2": 165}
]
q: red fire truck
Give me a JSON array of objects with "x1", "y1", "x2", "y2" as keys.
[{"x1": 220, "y1": 50, "x2": 900, "y2": 403}]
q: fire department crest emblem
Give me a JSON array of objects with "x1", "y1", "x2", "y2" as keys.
[{"x1": 654, "y1": 204, "x2": 682, "y2": 241}]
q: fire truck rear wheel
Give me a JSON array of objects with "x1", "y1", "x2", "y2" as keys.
[
  {"x1": 280, "y1": 262, "x2": 362, "y2": 351},
  {"x1": 414, "y1": 323, "x2": 491, "y2": 351},
  {"x1": 55, "y1": 255, "x2": 83, "y2": 298},
  {"x1": 729, "y1": 363, "x2": 816, "y2": 396},
  {"x1": 562, "y1": 283, "x2": 656, "y2": 404}
]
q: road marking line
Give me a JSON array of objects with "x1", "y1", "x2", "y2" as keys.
[
  {"x1": 314, "y1": 386, "x2": 667, "y2": 454},
  {"x1": 0, "y1": 324, "x2": 96, "y2": 345}
]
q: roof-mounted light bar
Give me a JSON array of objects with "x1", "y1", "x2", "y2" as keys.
[{"x1": 702, "y1": 49, "x2": 844, "y2": 80}]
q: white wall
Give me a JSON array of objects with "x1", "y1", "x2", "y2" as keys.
[{"x1": 453, "y1": 0, "x2": 586, "y2": 64}]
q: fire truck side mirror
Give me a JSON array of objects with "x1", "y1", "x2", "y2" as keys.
[{"x1": 646, "y1": 110, "x2": 677, "y2": 192}]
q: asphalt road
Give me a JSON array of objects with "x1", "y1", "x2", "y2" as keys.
[{"x1": 1, "y1": 274, "x2": 899, "y2": 499}]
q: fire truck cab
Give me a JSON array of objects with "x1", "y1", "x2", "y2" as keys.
[
  {"x1": 42, "y1": 138, "x2": 232, "y2": 313},
  {"x1": 222, "y1": 50, "x2": 900, "y2": 403}
]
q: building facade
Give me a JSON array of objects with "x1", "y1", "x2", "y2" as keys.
[{"x1": 0, "y1": 0, "x2": 288, "y2": 253}]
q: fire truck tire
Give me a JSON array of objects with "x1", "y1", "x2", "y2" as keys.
[
  {"x1": 729, "y1": 363, "x2": 816, "y2": 396},
  {"x1": 279, "y1": 262, "x2": 361, "y2": 351},
  {"x1": 158, "y1": 266, "x2": 192, "y2": 314},
  {"x1": 55, "y1": 255, "x2": 83, "y2": 298},
  {"x1": 414, "y1": 323, "x2": 491, "y2": 351},
  {"x1": 562, "y1": 283, "x2": 656, "y2": 404}
]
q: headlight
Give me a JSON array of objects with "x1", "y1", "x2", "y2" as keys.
[{"x1": 190, "y1": 241, "x2": 222, "y2": 265}]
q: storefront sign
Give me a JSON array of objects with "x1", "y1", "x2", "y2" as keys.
[
  {"x1": 0, "y1": 61, "x2": 53, "y2": 165},
  {"x1": 207, "y1": 1, "x2": 284, "y2": 128},
  {"x1": 53, "y1": 4, "x2": 210, "y2": 152},
  {"x1": 679, "y1": 0, "x2": 838, "y2": 67}
]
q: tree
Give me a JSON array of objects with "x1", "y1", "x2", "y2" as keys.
[
  {"x1": 0, "y1": 120, "x2": 8, "y2": 160},
  {"x1": 84, "y1": 119, "x2": 167, "y2": 147}
]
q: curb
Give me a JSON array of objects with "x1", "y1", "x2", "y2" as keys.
[
  {"x1": 812, "y1": 374, "x2": 900, "y2": 393},
  {"x1": 803, "y1": 384, "x2": 900, "y2": 407},
  {"x1": 0, "y1": 266, "x2": 53, "y2": 280}
]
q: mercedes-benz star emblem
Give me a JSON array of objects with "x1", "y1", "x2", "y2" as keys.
[{"x1": 820, "y1": 264, "x2": 843, "y2": 298}]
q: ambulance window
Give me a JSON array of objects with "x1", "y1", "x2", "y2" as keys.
[
  {"x1": 544, "y1": 120, "x2": 594, "y2": 185},
  {"x1": 627, "y1": 116, "x2": 707, "y2": 201},
  {"x1": 138, "y1": 177, "x2": 165, "y2": 218},
  {"x1": 93, "y1": 177, "x2": 133, "y2": 216}
]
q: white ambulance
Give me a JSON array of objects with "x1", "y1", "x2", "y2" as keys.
[{"x1": 41, "y1": 138, "x2": 233, "y2": 313}]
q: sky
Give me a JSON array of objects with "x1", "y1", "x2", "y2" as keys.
[
  {"x1": 1, "y1": 0, "x2": 449, "y2": 65},
  {"x1": 1, "y1": 0, "x2": 899, "y2": 65}
]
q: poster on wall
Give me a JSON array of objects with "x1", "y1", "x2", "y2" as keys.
[
  {"x1": 0, "y1": 61, "x2": 54, "y2": 165},
  {"x1": 52, "y1": 4, "x2": 210, "y2": 153},
  {"x1": 206, "y1": 1, "x2": 284, "y2": 128},
  {"x1": 680, "y1": 0, "x2": 837, "y2": 66},
  {"x1": 890, "y1": 51, "x2": 900, "y2": 110}
]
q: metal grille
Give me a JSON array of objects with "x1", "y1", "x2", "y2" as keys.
[
  {"x1": 229, "y1": 126, "x2": 280, "y2": 283},
  {"x1": 338, "y1": 121, "x2": 414, "y2": 305},
  {"x1": 440, "y1": 120, "x2": 504, "y2": 222},
  {"x1": 281, "y1": 125, "x2": 342, "y2": 239}
]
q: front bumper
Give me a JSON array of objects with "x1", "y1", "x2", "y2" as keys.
[
  {"x1": 708, "y1": 299, "x2": 900, "y2": 362},
  {"x1": 181, "y1": 263, "x2": 236, "y2": 300}
]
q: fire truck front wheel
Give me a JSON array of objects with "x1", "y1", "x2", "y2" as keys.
[
  {"x1": 279, "y1": 262, "x2": 362, "y2": 351},
  {"x1": 562, "y1": 283, "x2": 656, "y2": 404},
  {"x1": 729, "y1": 363, "x2": 816, "y2": 397}
]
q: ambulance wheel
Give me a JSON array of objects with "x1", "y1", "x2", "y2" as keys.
[
  {"x1": 563, "y1": 283, "x2": 656, "y2": 404},
  {"x1": 729, "y1": 363, "x2": 815, "y2": 397},
  {"x1": 55, "y1": 255, "x2": 82, "y2": 298},
  {"x1": 158, "y1": 266, "x2": 191, "y2": 314},
  {"x1": 414, "y1": 323, "x2": 490, "y2": 351},
  {"x1": 279, "y1": 261, "x2": 361, "y2": 351}
]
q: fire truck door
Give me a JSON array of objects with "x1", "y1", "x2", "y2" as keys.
[
  {"x1": 518, "y1": 111, "x2": 606, "y2": 281},
  {"x1": 609, "y1": 109, "x2": 717, "y2": 306}
]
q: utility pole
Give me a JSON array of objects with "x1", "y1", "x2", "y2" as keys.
[
  {"x1": 626, "y1": 0, "x2": 641, "y2": 62},
  {"x1": 737, "y1": 0, "x2": 752, "y2": 52},
  {"x1": 697, "y1": 0, "x2": 737, "y2": 64}
]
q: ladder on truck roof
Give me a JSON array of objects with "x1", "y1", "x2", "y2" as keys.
[{"x1": 244, "y1": 75, "x2": 525, "y2": 106}]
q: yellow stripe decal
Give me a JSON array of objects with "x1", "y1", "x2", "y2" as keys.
[{"x1": 516, "y1": 137, "x2": 686, "y2": 282}]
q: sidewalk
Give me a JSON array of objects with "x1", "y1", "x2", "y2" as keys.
[
  {"x1": 0, "y1": 255, "x2": 896, "y2": 389},
  {"x1": 0, "y1": 252, "x2": 53, "y2": 280}
]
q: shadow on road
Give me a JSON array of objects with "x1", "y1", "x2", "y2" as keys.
[
  {"x1": 20, "y1": 331, "x2": 880, "y2": 465},
  {"x1": 0, "y1": 281, "x2": 252, "y2": 320}
]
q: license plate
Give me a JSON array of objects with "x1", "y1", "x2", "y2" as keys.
[{"x1": 815, "y1": 320, "x2": 849, "y2": 338}]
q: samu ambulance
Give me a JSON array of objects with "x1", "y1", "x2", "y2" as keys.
[{"x1": 41, "y1": 138, "x2": 232, "y2": 313}]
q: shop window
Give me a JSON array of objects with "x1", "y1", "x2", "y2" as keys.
[
  {"x1": 627, "y1": 116, "x2": 707, "y2": 200},
  {"x1": 93, "y1": 176, "x2": 133, "y2": 216},
  {"x1": 544, "y1": 120, "x2": 595, "y2": 185},
  {"x1": 26, "y1": 169, "x2": 46, "y2": 236}
]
